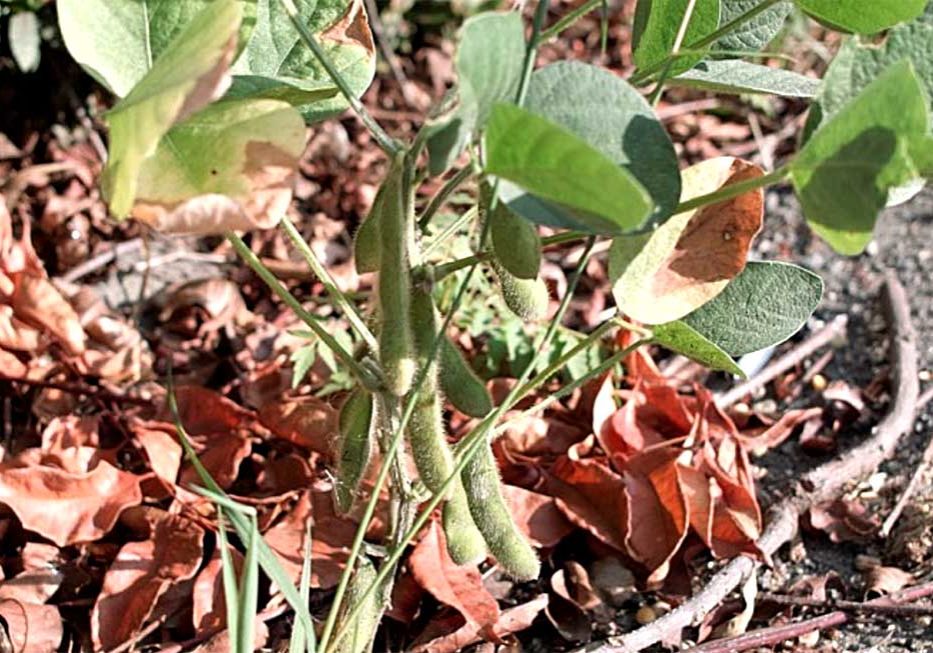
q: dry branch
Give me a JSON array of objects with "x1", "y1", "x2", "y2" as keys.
[{"x1": 580, "y1": 271, "x2": 919, "y2": 653}]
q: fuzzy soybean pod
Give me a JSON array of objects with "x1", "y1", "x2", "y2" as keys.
[
  {"x1": 461, "y1": 441, "x2": 540, "y2": 581},
  {"x1": 492, "y1": 260, "x2": 550, "y2": 322},
  {"x1": 353, "y1": 209, "x2": 380, "y2": 274},
  {"x1": 490, "y1": 201, "x2": 541, "y2": 280},
  {"x1": 407, "y1": 289, "x2": 487, "y2": 565},
  {"x1": 439, "y1": 336, "x2": 493, "y2": 418},
  {"x1": 332, "y1": 556, "x2": 383, "y2": 653},
  {"x1": 334, "y1": 388, "x2": 374, "y2": 515},
  {"x1": 377, "y1": 154, "x2": 416, "y2": 396}
]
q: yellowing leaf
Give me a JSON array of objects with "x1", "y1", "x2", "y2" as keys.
[
  {"x1": 131, "y1": 99, "x2": 306, "y2": 234},
  {"x1": 610, "y1": 157, "x2": 764, "y2": 325},
  {"x1": 102, "y1": 0, "x2": 244, "y2": 218}
]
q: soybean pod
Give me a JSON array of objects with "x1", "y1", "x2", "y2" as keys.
[
  {"x1": 334, "y1": 388, "x2": 374, "y2": 515},
  {"x1": 377, "y1": 153, "x2": 416, "y2": 396},
  {"x1": 439, "y1": 336, "x2": 493, "y2": 418},
  {"x1": 407, "y1": 289, "x2": 486, "y2": 565},
  {"x1": 461, "y1": 441, "x2": 540, "y2": 581},
  {"x1": 332, "y1": 556, "x2": 384, "y2": 653}
]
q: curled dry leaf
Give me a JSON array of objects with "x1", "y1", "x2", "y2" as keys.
[
  {"x1": 547, "y1": 457, "x2": 630, "y2": 552},
  {"x1": 610, "y1": 157, "x2": 764, "y2": 325},
  {"x1": 809, "y1": 499, "x2": 879, "y2": 543},
  {"x1": 165, "y1": 385, "x2": 254, "y2": 435},
  {"x1": 258, "y1": 395, "x2": 339, "y2": 456},
  {"x1": 408, "y1": 521, "x2": 501, "y2": 633},
  {"x1": 500, "y1": 483, "x2": 574, "y2": 548},
  {"x1": 0, "y1": 600, "x2": 63, "y2": 653},
  {"x1": 132, "y1": 422, "x2": 184, "y2": 485},
  {"x1": 92, "y1": 512, "x2": 205, "y2": 651},
  {"x1": 0, "y1": 460, "x2": 142, "y2": 546},
  {"x1": 411, "y1": 594, "x2": 548, "y2": 653},
  {"x1": 864, "y1": 566, "x2": 914, "y2": 598}
]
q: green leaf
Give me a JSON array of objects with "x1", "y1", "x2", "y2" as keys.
[
  {"x1": 790, "y1": 61, "x2": 929, "y2": 254},
  {"x1": 674, "y1": 60, "x2": 820, "y2": 97},
  {"x1": 651, "y1": 321, "x2": 745, "y2": 376},
  {"x1": 716, "y1": 0, "x2": 792, "y2": 52},
  {"x1": 231, "y1": 0, "x2": 376, "y2": 123},
  {"x1": 805, "y1": 6, "x2": 933, "y2": 138},
  {"x1": 795, "y1": 0, "x2": 927, "y2": 34},
  {"x1": 681, "y1": 261, "x2": 823, "y2": 356},
  {"x1": 485, "y1": 103, "x2": 653, "y2": 235},
  {"x1": 102, "y1": 0, "x2": 245, "y2": 217},
  {"x1": 131, "y1": 98, "x2": 307, "y2": 234},
  {"x1": 513, "y1": 61, "x2": 681, "y2": 225},
  {"x1": 57, "y1": 0, "x2": 256, "y2": 97},
  {"x1": 633, "y1": 0, "x2": 721, "y2": 76},
  {"x1": 425, "y1": 11, "x2": 525, "y2": 175},
  {"x1": 9, "y1": 11, "x2": 40, "y2": 73}
]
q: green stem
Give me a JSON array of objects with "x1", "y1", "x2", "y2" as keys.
[
  {"x1": 421, "y1": 206, "x2": 478, "y2": 260},
  {"x1": 631, "y1": 0, "x2": 784, "y2": 85},
  {"x1": 674, "y1": 164, "x2": 789, "y2": 215},
  {"x1": 434, "y1": 230, "x2": 590, "y2": 280},
  {"x1": 418, "y1": 165, "x2": 474, "y2": 231},
  {"x1": 539, "y1": 0, "x2": 601, "y2": 42},
  {"x1": 328, "y1": 237, "x2": 598, "y2": 652},
  {"x1": 227, "y1": 233, "x2": 380, "y2": 390},
  {"x1": 281, "y1": 217, "x2": 378, "y2": 352},
  {"x1": 278, "y1": 0, "x2": 401, "y2": 156},
  {"x1": 649, "y1": 0, "x2": 700, "y2": 107}
]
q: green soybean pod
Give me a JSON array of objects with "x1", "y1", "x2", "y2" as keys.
[
  {"x1": 353, "y1": 209, "x2": 380, "y2": 274},
  {"x1": 439, "y1": 336, "x2": 493, "y2": 418},
  {"x1": 334, "y1": 388, "x2": 374, "y2": 515},
  {"x1": 377, "y1": 154, "x2": 416, "y2": 396},
  {"x1": 490, "y1": 201, "x2": 541, "y2": 280},
  {"x1": 332, "y1": 556, "x2": 383, "y2": 653},
  {"x1": 462, "y1": 442, "x2": 540, "y2": 581},
  {"x1": 407, "y1": 290, "x2": 486, "y2": 565},
  {"x1": 492, "y1": 260, "x2": 549, "y2": 322}
]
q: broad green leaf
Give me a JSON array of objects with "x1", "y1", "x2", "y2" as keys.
[
  {"x1": 512, "y1": 61, "x2": 681, "y2": 225},
  {"x1": 231, "y1": 0, "x2": 376, "y2": 123},
  {"x1": 485, "y1": 103, "x2": 653, "y2": 235},
  {"x1": 610, "y1": 157, "x2": 764, "y2": 324},
  {"x1": 682, "y1": 261, "x2": 823, "y2": 356},
  {"x1": 805, "y1": 5, "x2": 933, "y2": 137},
  {"x1": 633, "y1": 0, "x2": 721, "y2": 76},
  {"x1": 425, "y1": 11, "x2": 525, "y2": 175},
  {"x1": 790, "y1": 61, "x2": 929, "y2": 254},
  {"x1": 132, "y1": 98, "x2": 307, "y2": 234},
  {"x1": 674, "y1": 60, "x2": 820, "y2": 97},
  {"x1": 651, "y1": 321, "x2": 745, "y2": 376},
  {"x1": 57, "y1": 0, "x2": 256, "y2": 97},
  {"x1": 102, "y1": 0, "x2": 244, "y2": 218},
  {"x1": 716, "y1": 0, "x2": 792, "y2": 52},
  {"x1": 795, "y1": 0, "x2": 927, "y2": 34}
]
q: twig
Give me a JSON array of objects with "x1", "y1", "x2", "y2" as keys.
[
  {"x1": 880, "y1": 386, "x2": 933, "y2": 536},
  {"x1": 363, "y1": 0, "x2": 419, "y2": 109},
  {"x1": 758, "y1": 591, "x2": 933, "y2": 616},
  {"x1": 687, "y1": 583, "x2": 933, "y2": 653},
  {"x1": 58, "y1": 238, "x2": 144, "y2": 283},
  {"x1": 579, "y1": 271, "x2": 919, "y2": 653},
  {"x1": 716, "y1": 314, "x2": 848, "y2": 408}
]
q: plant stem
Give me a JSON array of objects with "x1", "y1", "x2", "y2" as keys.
[
  {"x1": 434, "y1": 229, "x2": 590, "y2": 280},
  {"x1": 649, "y1": 0, "x2": 699, "y2": 107},
  {"x1": 539, "y1": 0, "x2": 601, "y2": 42},
  {"x1": 278, "y1": 0, "x2": 401, "y2": 156},
  {"x1": 329, "y1": 237, "x2": 598, "y2": 652},
  {"x1": 674, "y1": 165, "x2": 789, "y2": 215},
  {"x1": 418, "y1": 165, "x2": 474, "y2": 231},
  {"x1": 227, "y1": 232, "x2": 380, "y2": 390},
  {"x1": 631, "y1": 0, "x2": 783, "y2": 85},
  {"x1": 281, "y1": 217, "x2": 378, "y2": 352},
  {"x1": 421, "y1": 206, "x2": 478, "y2": 260}
]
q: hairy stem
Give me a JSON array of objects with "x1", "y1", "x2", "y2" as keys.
[
  {"x1": 649, "y1": 0, "x2": 700, "y2": 106},
  {"x1": 418, "y1": 165, "x2": 475, "y2": 231},
  {"x1": 674, "y1": 165, "x2": 790, "y2": 214},
  {"x1": 227, "y1": 233, "x2": 380, "y2": 390},
  {"x1": 281, "y1": 217, "x2": 378, "y2": 352},
  {"x1": 539, "y1": 0, "x2": 601, "y2": 42},
  {"x1": 278, "y1": 0, "x2": 401, "y2": 156}
]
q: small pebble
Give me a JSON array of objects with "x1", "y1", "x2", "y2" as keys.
[
  {"x1": 798, "y1": 630, "x2": 820, "y2": 647},
  {"x1": 811, "y1": 373, "x2": 828, "y2": 392},
  {"x1": 635, "y1": 605, "x2": 657, "y2": 625},
  {"x1": 920, "y1": 369, "x2": 932, "y2": 382}
]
